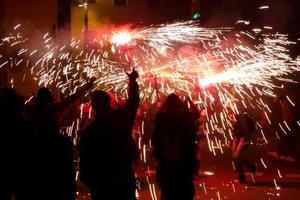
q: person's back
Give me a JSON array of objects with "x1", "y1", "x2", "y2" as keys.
[
  {"x1": 80, "y1": 114, "x2": 138, "y2": 191},
  {"x1": 32, "y1": 133, "x2": 76, "y2": 200},
  {"x1": 28, "y1": 86, "x2": 94, "y2": 200},
  {"x1": 231, "y1": 112, "x2": 257, "y2": 182},
  {"x1": 270, "y1": 93, "x2": 300, "y2": 160},
  {"x1": 0, "y1": 88, "x2": 34, "y2": 200},
  {"x1": 28, "y1": 101, "x2": 76, "y2": 200},
  {"x1": 30, "y1": 102, "x2": 59, "y2": 135},
  {"x1": 80, "y1": 121, "x2": 108, "y2": 189},
  {"x1": 28, "y1": 81, "x2": 94, "y2": 200},
  {"x1": 152, "y1": 94, "x2": 198, "y2": 200},
  {"x1": 153, "y1": 111, "x2": 197, "y2": 169},
  {"x1": 276, "y1": 94, "x2": 300, "y2": 125},
  {"x1": 79, "y1": 69, "x2": 139, "y2": 200},
  {"x1": 233, "y1": 113, "x2": 255, "y2": 142}
]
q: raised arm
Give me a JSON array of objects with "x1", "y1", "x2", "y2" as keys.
[
  {"x1": 56, "y1": 78, "x2": 95, "y2": 117},
  {"x1": 113, "y1": 69, "x2": 140, "y2": 136},
  {"x1": 125, "y1": 68, "x2": 140, "y2": 110},
  {"x1": 184, "y1": 97, "x2": 200, "y2": 120}
]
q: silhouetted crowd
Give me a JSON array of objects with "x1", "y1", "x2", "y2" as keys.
[
  {"x1": 1, "y1": 68, "x2": 299, "y2": 200},
  {"x1": 0, "y1": 78, "x2": 94, "y2": 200}
]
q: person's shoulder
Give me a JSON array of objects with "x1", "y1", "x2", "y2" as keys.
[
  {"x1": 21, "y1": 118, "x2": 34, "y2": 132},
  {"x1": 155, "y1": 111, "x2": 170, "y2": 121},
  {"x1": 176, "y1": 110, "x2": 192, "y2": 120},
  {"x1": 52, "y1": 134, "x2": 73, "y2": 151},
  {"x1": 81, "y1": 122, "x2": 97, "y2": 139},
  {"x1": 24, "y1": 103, "x2": 34, "y2": 112},
  {"x1": 155, "y1": 111, "x2": 164, "y2": 117},
  {"x1": 84, "y1": 122, "x2": 94, "y2": 130},
  {"x1": 57, "y1": 133, "x2": 72, "y2": 143}
]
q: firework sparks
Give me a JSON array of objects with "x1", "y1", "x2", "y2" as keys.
[
  {"x1": 111, "y1": 31, "x2": 138, "y2": 46},
  {"x1": 1, "y1": 21, "x2": 299, "y2": 162}
]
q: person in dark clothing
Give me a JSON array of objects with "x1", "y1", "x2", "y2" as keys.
[
  {"x1": 28, "y1": 80, "x2": 94, "y2": 200},
  {"x1": 0, "y1": 88, "x2": 33, "y2": 200},
  {"x1": 269, "y1": 93, "x2": 300, "y2": 161},
  {"x1": 231, "y1": 111, "x2": 256, "y2": 183},
  {"x1": 152, "y1": 94, "x2": 199, "y2": 200},
  {"x1": 79, "y1": 69, "x2": 140, "y2": 200}
]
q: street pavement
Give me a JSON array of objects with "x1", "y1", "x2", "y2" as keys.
[{"x1": 77, "y1": 145, "x2": 300, "y2": 200}]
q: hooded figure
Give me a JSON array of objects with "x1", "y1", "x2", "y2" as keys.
[{"x1": 152, "y1": 93, "x2": 199, "y2": 200}]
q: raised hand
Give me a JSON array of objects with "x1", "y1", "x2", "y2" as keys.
[
  {"x1": 85, "y1": 77, "x2": 96, "y2": 89},
  {"x1": 126, "y1": 68, "x2": 139, "y2": 81}
]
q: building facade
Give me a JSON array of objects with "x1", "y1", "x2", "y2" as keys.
[{"x1": 71, "y1": 0, "x2": 192, "y2": 40}]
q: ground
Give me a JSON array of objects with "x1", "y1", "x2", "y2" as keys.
[{"x1": 76, "y1": 144, "x2": 300, "y2": 200}]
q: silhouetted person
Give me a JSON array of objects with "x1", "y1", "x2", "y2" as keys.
[
  {"x1": 269, "y1": 93, "x2": 300, "y2": 161},
  {"x1": 28, "y1": 80, "x2": 94, "y2": 200},
  {"x1": 79, "y1": 69, "x2": 140, "y2": 200},
  {"x1": 0, "y1": 88, "x2": 33, "y2": 200},
  {"x1": 231, "y1": 111, "x2": 256, "y2": 183},
  {"x1": 152, "y1": 94, "x2": 199, "y2": 200}
]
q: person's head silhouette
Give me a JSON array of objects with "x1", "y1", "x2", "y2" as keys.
[
  {"x1": 91, "y1": 90, "x2": 111, "y2": 118},
  {"x1": 36, "y1": 87, "x2": 53, "y2": 104},
  {"x1": 0, "y1": 88, "x2": 22, "y2": 118},
  {"x1": 162, "y1": 93, "x2": 184, "y2": 113}
]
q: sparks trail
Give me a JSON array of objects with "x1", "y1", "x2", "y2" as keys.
[
  {"x1": 1, "y1": 22, "x2": 299, "y2": 154},
  {"x1": 1, "y1": 23, "x2": 298, "y2": 105},
  {"x1": 0, "y1": 21, "x2": 228, "y2": 97}
]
